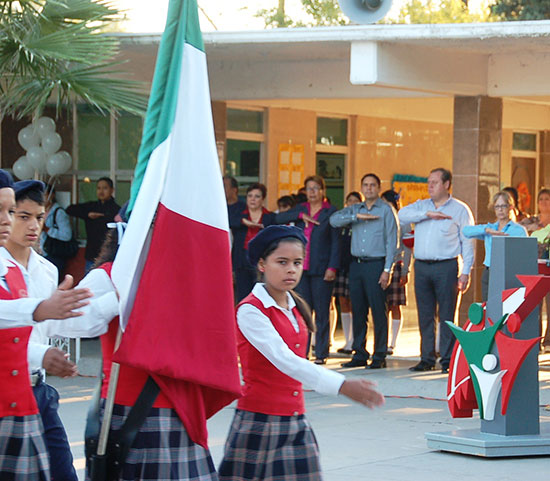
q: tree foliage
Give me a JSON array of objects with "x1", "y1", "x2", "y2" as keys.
[
  {"x1": 388, "y1": 0, "x2": 492, "y2": 24},
  {"x1": 490, "y1": 0, "x2": 550, "y2": 20},
  {"x1": 256, "y1": 0, "x2": 348, "y2": 28},
  {"x1": 0, "y1": 0, "x2": 148, "y2": 119}
]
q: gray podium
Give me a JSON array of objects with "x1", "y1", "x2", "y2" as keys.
[{"x1": 425, "y1": 236, "x2": 550, "y2": 456}]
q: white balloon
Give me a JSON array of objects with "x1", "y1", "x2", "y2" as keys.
[
  {"x1": 42, "y1": 132, "x2": 62, "y2": 155},
  {"x1": 12, "y1": 156, "x2": 35, "y2": 180},
  {"x1": 34, "y1": 117, "x2": 56, "y2": 139},
  {"x1": 17, "y1": 125, "x2": 40, "y2": 151},
  {"x1": 47, "y1": 151, "x2": 72, "y2": 176},
  {"x1": 26, "y1": 146, "x2": 47, "y2": 172}
]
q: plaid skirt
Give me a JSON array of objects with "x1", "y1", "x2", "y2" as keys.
[
  {"x1": 218, "y1": 409, "x2": 323, "y2": 481},
  {"x1": 333, "y1": 270, "x2": 349, "y2": 298},
  {"x1": 0, "y1": 414, "x2": 50, "y2": 481},
  {"x1": 87, "y1": 403, "x2": 218, "y2": 481},
  {"x1": 387, "y1": 262, "x2": 406, "y2": 307}
]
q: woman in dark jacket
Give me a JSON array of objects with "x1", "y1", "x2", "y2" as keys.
[
  {"x1": 275, "y1": 175, "x2": 340, "y2": 364},
  {"x1": 229, "y1": 183, "x2": 274, "y2": 301}
]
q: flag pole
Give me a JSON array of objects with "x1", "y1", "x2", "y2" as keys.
[{"x1": 89, "y1": 327, "x2": 123, "y2": 480}]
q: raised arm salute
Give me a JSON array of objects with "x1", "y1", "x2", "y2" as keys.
[{"x1": 398, "y1": 168, "x2": 474, "y2": 373}]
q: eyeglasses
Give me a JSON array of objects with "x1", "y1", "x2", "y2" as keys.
[
  {"x1": 306, "y1": 187, "x2": 321, "y2": 192},
  {"x1": 494, "y1": 204, "x2": 510, "y2": 210}
]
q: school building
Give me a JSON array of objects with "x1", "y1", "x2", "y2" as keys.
[{"x1": 2, "y1": 20, "x2": 550, "y2": 308}]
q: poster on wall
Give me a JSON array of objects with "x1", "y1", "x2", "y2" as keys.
[
  {"x1": 278, "y1": 143, "x2": 304, "y2": 197},
  {"x1": 392, "y1": 174, "x2": 428, "y2": 207}
]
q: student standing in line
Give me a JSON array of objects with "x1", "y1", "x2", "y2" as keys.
[
  {"x1": 1, "y1": 180, "x2": 79, "y2": 480},
  {"x1": 380, "y1": 190, "x2": 412, "y2": 355},
  {"x1": 218, "y1": 225, "x2": 384, "y2": 481},
  {"x1": 0, "y1": 170, "x2": 92, "y2": 480}
]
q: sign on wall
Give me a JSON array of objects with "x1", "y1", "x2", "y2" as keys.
[
  {"x1": 278, "y1": 143, "x2": 304, "y2": 197},
  {"x1": 392, "y1": 174, "x2": 428, "y2": 207}
]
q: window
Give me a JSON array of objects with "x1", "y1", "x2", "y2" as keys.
[
  {"x1": 227, "y1": 108, "x2": 263, "y2": 133},
  {"x1": 513, "y1": 133, "x2": 536, "y2": 152},
  {"x1": 317, "y1": 117, "x2": 348, "y2": 146}
]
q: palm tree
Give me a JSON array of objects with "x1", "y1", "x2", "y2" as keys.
[{"x1": 0, "y1": 0, "x2": 148, "y2": 119}]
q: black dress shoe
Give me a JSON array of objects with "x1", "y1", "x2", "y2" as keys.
[
  {"x1": 341, "y1": 359, "x2": 367, "y2": 368},
  {"x1": 337, "y1": 348, "x2": 353, "y2": 355},
  {"x1": 367, "y1": 359, "x2": 387, "y2": 369},
  {"x1": 314, "y1": 358, "x2": 326, "y2": 365},
  {"x1": 409, "y1": 361, "x2": 435, "y2": 372},
  {"x1": 441, "y1": 366, "x2": 449, "y2": 374}
]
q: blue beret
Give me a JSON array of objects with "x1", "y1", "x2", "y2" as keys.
[
  {"x1": 247, "y1": 225, "x2": 307, "y2": 267},
  {"x1": 14, "y1": 180, "x2": 45, "y2": 200},
  {"x1": 0, "y1": 170, "x2": 14, "y2": 190}
]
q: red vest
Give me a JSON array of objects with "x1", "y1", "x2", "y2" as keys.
[
  {"x1": 0, "y1": 263, "x2": 39, "y2": 418},
  {"x1": 99, "y1": 263, "x2": 172, "y2": 409},
  {"x1": 236, "y1": 292, "x2": 308, "y2": 416}
]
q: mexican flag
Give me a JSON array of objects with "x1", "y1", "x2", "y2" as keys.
[{"x1": 111, "y1": 0, "x2": 241, "y2": 447}]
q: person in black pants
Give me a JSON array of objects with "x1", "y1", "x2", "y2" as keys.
[
  {"x1": 330, "y1": 173, "x2": 398, "y2": 369},
  {"x1": 275, "y1": 175, "x2": 340, "y2": 364}
]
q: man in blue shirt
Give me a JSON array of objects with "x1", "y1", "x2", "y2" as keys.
[
  {"x1": 330, "y1": 173, "x2": 398, "y2": 369},
  {"x1": 398, "y1": 168, "x2": 474, "y2": 373}
]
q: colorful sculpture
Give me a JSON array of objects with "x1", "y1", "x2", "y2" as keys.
[{"x1": 447, "y1": 275, "x2": 548, "y2": 421}]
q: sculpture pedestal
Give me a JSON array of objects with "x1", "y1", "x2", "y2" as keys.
[{"x1": 426, "y1": 424, "x2": 550, "y2": 457}]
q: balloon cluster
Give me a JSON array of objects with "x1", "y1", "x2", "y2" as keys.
[{"x1": 14, "y1": 117, "x2": 73, "y2": 180}]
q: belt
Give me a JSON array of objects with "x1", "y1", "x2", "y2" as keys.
[
  {"x1": 354, "y1": 256, "x2": 385, "y2": 263},
  {"x1": 30, "y1": 370, "x2": 44, "y2": 387},
  {"x1": 416, "y1": 257, "x2": 457, "y2": 264}
]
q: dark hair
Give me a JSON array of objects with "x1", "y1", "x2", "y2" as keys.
[
  {"x1": 16, "y1": 187, "x2": 44, "y2": 206},
  {"x1": 346, "y1": 191, "x2": 362, "y2": 203},
  {"x1": 430, "y1": 168, "x2": 452, "y2": 186},
  {"x1": 503, "y1": 187, "x2": 519, "y2": 208},
  {"x1": 304, "y1": 175, "x2": 326, "y2": 191},
  {"x1": 246, "y1": 182, "x2": 267, "y2": 199},
  {"x1": 97, "y1": 177, "x2": 114, "y2": 189},
  {"x1": 538, "y1": 188, "x2": 550, "y2": 202},
  {"x1": 93, "y1": 229, "x2": 119, "y2": 268},
  {"x1": 381, "y1": 190, "x2": 399, "y2": 210},
  {"x1": 223, "y1": 175, "x2": 238, "y2": 190},
  {"x1": 259, "y1": 236, "x2": 313, "y2": 333},
  {"x1": 293, "y1": 192, "x2": 307, "y2": 204},
  {"x1": 277, "y1": 195, "x2": 295, "y2": 209},
  {"x1": 361, "y1": 173, "x2": 381, "y2": 186}
]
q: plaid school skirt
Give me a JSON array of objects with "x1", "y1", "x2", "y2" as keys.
[
  {"x1": 88, "y1": 403, "x2": 218, "y2": 481},
  {"x1": 0, "y1": 414, "x2": 50, "y2": 481},
  {"x1": 218, "y1": 409, "x2": 323, "y2": 481},
  {"x1": 387, "y1": 261, "x2": 406, "y2": 307},
  {"x1": 333, "y1": 270, "x2": 350, "y2": 298}
]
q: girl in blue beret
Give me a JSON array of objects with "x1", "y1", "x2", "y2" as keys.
[{"x1": 218, "y1": 225, "x2": 384, "y2": 480}]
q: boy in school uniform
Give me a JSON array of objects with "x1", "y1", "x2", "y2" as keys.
[
  {"x1": 1, "y1": 180, "x2": 78, "y2": 480},
  {"x1": 0, "y1": 170, "x2": 94, "y2": 480}
]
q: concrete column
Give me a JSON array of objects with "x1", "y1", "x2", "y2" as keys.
[
  {"x1": 540, "y1": 131, "x2": 550, "y2": 189},
  {"x1": 452, "y1": 96, "x2": 503, "y2": 322}
]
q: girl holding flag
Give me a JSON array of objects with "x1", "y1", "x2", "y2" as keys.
[{"x1": 218, "y1": 225, "x2": 384, "y2": 480}]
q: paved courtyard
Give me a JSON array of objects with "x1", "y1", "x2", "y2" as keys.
[{"x1": 51, "y1": 326, "x2": 550, "y2": 480}]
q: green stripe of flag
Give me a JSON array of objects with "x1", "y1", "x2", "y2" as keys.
[{"x1": 127, "y1": 0, "x2": 204, "y2": 215}]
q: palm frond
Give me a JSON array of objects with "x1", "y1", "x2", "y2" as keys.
[{"x1": 0, "y1": 0, "x2": 147, "y2": 118}]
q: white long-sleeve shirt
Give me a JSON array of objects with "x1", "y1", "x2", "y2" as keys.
[
  {"x1": 0, "y1": 248, "x2": 58, "y2": 372},
  {"x1": 0, "y1": 248, "x2": 118, "y2": 373},
  {"x1": 237, "y1": 283, "x2": 344, "y2": 396},
  {"x1": 0, "y1": 256, "x2": 43, "y2": 327},
  {"x1": 398, "y1": 195, "x2": 475, "y2": 275}
]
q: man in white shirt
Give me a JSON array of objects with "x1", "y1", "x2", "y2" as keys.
[
  {"x1": 398, "y1": 168, "x2": 474, "y2": 373},
  {"x1": 1, "y1": 180, "x2": 78, "y2": 480}
]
